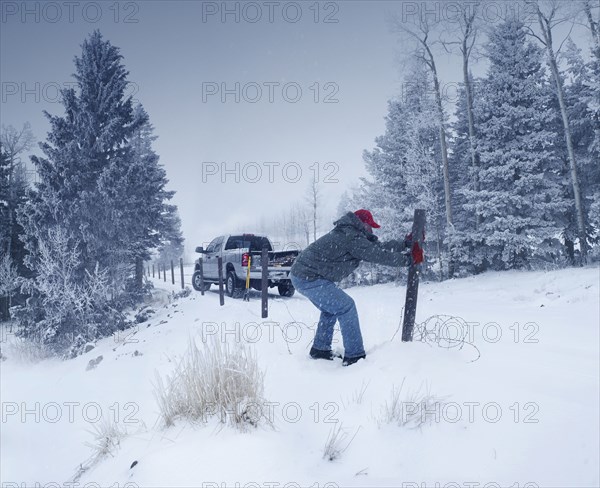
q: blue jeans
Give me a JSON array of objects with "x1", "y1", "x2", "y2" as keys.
[{"x1": 290, "y1": 274, "x2": 365, "y2": 358}]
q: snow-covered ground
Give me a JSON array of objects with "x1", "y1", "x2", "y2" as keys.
[{"x1": 2, "y1": 266, "x2": 599, "y2": 488}]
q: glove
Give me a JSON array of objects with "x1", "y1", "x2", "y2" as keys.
[
  {"x1": 411, "y1": 241, "x2": 424, "y2": 265},
  {"x1": 382, "y1": 239, "x2": 403, "y2": 251}
]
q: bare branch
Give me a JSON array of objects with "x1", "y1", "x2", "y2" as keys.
[{"x1": 0, "y1": 123, "x2": 35, "y2": 161}]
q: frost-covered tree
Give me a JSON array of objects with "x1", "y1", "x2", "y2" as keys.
[
  {"x1": 525, "y1": 0, "x2": 591, "y2": 262},
  {"x1": 463, "y1": 19, "x2": 568, "y2": 270},
  {"x1": 16, "y1": 31, "x2": 177, "y2": 353},
  {"x1": 0, "y1": 125, "x2": 32, "y2": 278},
  {"x1": 0, "y1": 144, "x2": 18, "y2": 320},
  {"x1": 0, "y1": 143, "x2": 10, "y2": 252},
  {"x1": 360, "y1": 64, "x2": 448, "y2": 278},
  {"x1": 390, "y1": 14, "x2": 453, "y2": 237},
  {"x1": 447, "y1": 78, "x2": 488, "y2": 274},
  {"x1": 157, "y1": 213, "x2": 185, "y2": 265},
  {"x1": 104, "y1": 104, "x2": 181, "y2": 292},
  {"x1": 563, "y1": 39, "x2": 600, "y2": 257},
  {"x1": 16, "y1": 228, "x2": 117, "y2": 355},
  {"x1": 0, "y1": 139, "x2": 30, "y2": 320},
  {"x1": 362, "y1": 65, "x2": 437, "y2": 237}
]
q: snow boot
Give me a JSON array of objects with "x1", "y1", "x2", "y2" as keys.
[
  {"x1": 342, "y1": 354, "x2": 366, "y2": 367},
  {"x1": 309, "y1": 347, "x2": 341, "y2": 361}
]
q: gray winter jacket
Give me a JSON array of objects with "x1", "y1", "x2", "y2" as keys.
[{"x1": 290, "y1": 212, "x2": 410, "y2": 282}]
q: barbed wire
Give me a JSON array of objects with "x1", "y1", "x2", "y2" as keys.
[{"x1": 392, "y1": 311, "x2": 481, "y2": 363}]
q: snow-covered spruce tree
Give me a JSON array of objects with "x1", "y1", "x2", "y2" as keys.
[
  {"x1": 463, "y1": 19, "x2": 568, "y2": 270},
  {"x1": 447, "y1": 77, "x2": 486, "y2": 275},
  {"x1": 100, "y1": 103, "x2": 181, "y2": 303},
  {"x1": 16, "y1": 31, "x2": 176, "y2": 354},
  {"x1": 361, "y1": 63, "x2": 446, "y2": 280}
]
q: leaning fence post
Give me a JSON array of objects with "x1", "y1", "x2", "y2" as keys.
[
  {"x1": 401, "y1": 208, "x2": 426, "y2": 342},
  {"x1": 261, "y1": 246, "x2": 269, "y2": 318}
]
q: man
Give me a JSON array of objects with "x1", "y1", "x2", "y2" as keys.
[{"x1": 290, "y1": 209, "x2": 423, "y2": 366}]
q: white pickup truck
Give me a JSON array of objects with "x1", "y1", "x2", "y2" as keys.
[{"x1": 192, "y1": 234, "x2": 299, "y2": 298}]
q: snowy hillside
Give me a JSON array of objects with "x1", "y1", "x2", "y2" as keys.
[{"x1": 2, "y1": 266, "x2": 599, "y2": 487}]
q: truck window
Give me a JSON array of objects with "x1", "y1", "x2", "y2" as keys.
[
  {"x1": 225, "y1": 235, "x2": 272, "y2": 252},
  {"x1": 206, "y1": 236, "x2": 223, "y2": 253}
]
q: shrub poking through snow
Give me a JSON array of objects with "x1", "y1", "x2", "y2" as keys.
[
  {"x1": 154, "y1": 336, "x2": 267, "y2": 431},
  {"x1": 379, "y1": 379, "x2": 445, "y2": 429},
  {"x1": 68, "y1": 417, "x2": 128, "y2": 484},
  {"x1": 322, "y1": 423, "x2": 359, "y2": 461},
  {"x1": 85, "y1": 417, "x2": 127, "y2": 461}
]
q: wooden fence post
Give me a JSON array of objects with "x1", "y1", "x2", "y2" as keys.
[
  {"x1": 180, "y1": 258, "x2": 185, "y2": 289},
  {"x1": 401, "y1": 209, "x2": 426, "y2": 342},
  {"x1": 170, "y1": 260, "x2": 175, "y2": 285},
  {"x1": 261, "y1": 246, "x2": 269, "y2": 318},
  {"x1": 217, "y1": 256, "x2": 225, "y2": 306},
  {"x1": 199, "y1": 258, "x2": 205, "y2": 296}
]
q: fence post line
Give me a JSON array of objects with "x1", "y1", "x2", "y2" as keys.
[
  {"x1": 163, "y1": 263, "x2": 166, "y2": 282},
  {"x1": 152, "y1": 263, "x2": 155, "y2": 278},
  {"x1": 170, "y1": 260, "x2": 175, "y2": 285}
]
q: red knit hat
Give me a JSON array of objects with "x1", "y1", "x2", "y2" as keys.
[{"x1": 354, "y1": 209, "x2": 381, "y2": 228}]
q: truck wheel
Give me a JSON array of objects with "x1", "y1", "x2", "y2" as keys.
[
  {"x1": 226, "y1": 271, "x2": 244, "y2": 298},
  {"x1": 192, "y1": 271, "x2": 211, "y2": 292},
  {"x1": 278, "y1": 282, "x2": 295, "y2": 297}
]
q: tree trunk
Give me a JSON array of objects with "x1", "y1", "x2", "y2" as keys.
[
  {"x1": 426, "y1": 47, "x2": 455, "y2": 277},
  {"x1": 537, "y1": 12, "x2": 588, "y2": 263},
  {"x1": 135, "y1": 256, "x2": 143, "y2": 289},
  {"x1": 432, "y1": 72, "x2": 453, "y2": 228},
  {"x1": 584, "y1": 0, "x2": 600, "y2": 59},
  {"x1": 462, "y1": 46, "x2": 480, "y2": 230}
]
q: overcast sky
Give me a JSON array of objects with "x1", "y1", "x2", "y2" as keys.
[{"x1": 1, "y1": 0, "x2": 593, "y2": 256}]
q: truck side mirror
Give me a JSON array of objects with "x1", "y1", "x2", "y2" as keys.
[{"x1": 195, "y1": 246, "x2": 205, "y2": 253}]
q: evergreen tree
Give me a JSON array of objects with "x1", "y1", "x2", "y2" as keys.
[
  {"x1": 463, "y1": 19, "x2": 568, "y2": 270},
  {"x1": 157, "y1": 212, "x2": 185, "y2": 265},
  {"x1": 360, "y1": 64, "x2": 448, "y2": 278},
  {"x1": 0, "y1": 144, "x2": 12, "y2": 320},
  {"x1": 447, "y1": 76, "x2": 488, "y2": 274},
  {"x1": 99, "y1": 104, "x2": 180, "y2": 297},
  {"x1": 363, "y1": 64, "x2": 442, "y2": 239},
  {"x1": 0, "y1": 143, "x2": 9, "y2": 252},
  {"x1": 16, "y1": 31, "x2": 177, "y2": 353},
  {"x1": 449, "y1": 74, "x2": 488, "y2": 231}
]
